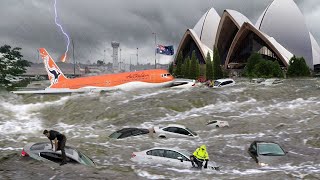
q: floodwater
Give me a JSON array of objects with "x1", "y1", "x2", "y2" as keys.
[{"x1": 0, "y1": 78, "x2": 320, "y2": 180}]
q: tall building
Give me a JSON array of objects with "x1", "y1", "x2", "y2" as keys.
[
  {"x1": 111, "y1": 41, "x2": 120, "y2": 71},
  {"x1": 175, "y1": 0, "x2": 320, "y2": 71}
]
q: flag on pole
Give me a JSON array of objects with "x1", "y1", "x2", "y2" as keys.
[{"x1": 156, "y1": 45, "x2": 174, "y2": 55}]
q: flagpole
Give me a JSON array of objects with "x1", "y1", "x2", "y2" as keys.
[{"x1": 152, "y1": 32, "x2": 157, "y2": 69}]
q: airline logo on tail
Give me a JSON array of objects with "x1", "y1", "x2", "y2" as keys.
[{"x1": 39, "y1": 48, "x2": 67, "y2": 87}]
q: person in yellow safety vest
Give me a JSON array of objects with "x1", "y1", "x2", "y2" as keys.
[{"x1": 190, "y1": 145, "x2": 209, "y2": 169}]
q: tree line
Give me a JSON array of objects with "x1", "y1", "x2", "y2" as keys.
[
  {"x1": 169, "y1": 48, "x2": 312, "y2": 80},
  {"x1": 169, "y1": 47, "x2": 224, "y2": 81}
]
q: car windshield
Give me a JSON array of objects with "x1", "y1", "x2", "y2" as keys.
[
  {"x1": 109, "y1": 132, "x2": 122, "y2": 139},
  {"x1": 30, "y1": 143, "x2": 46, "y2": 150},
  {"x1": 78, "y1": 150, "x2": 95, "y2": 166},
  {"x1": 186, "y1": 128, "x2": 197, "y2": 136},
  {"x1": 258, "y1": 143, "x2": 285, "y2": 156}
]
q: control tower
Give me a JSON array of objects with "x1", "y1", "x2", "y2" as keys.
[{"x1": 111, "y1": 41, "x2": 120, "y2": 72}]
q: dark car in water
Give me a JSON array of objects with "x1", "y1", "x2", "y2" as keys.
[
  {"x1": 248, "y1": 141, "x2": 287, "y2": 167},
  {"x1": 109, "y1": 128, "x2": 150, "y2": 139},
  {"x1": 21, "y1": 142, "x2": 95, "y2": 166}
]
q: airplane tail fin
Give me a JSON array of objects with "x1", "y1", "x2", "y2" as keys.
[{"x1": 39, "y1": 48, "x2": 68, "y2": 87}]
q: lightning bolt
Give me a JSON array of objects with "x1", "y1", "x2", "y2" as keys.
[{"x1": 54, "y1": 0, "x2": 70, "y2": 62}]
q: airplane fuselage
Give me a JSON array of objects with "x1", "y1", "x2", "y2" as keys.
[{"x1": 50, "y1": 69, "x2": 174, "y2": 89}]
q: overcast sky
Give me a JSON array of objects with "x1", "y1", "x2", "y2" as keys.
[{"x1": 0, "y1": 0, "x2": 319, "y2": 65}]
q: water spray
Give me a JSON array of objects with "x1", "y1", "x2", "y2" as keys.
[{"x1": 54, "y1": 0, "x2": 70, "y2": 62}]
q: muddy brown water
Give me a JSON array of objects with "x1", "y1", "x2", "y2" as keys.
[{"x1": 0, "y1": 78, "x2": 320, "y2": 179}]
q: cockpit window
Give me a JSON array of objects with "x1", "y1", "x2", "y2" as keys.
[{"x1": 161, "y1": 74, "x2": 172, "y2": 78}]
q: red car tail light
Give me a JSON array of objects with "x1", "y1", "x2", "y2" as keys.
[
  {"x1": 21, "y1": 149, "x2": 29, "y2": 157},
  {"x1": 131, "y1": 153, "x2": 136, "y2": 158}
]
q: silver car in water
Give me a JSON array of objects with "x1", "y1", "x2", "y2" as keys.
[
  {"x1": 21, "y1": 142, "x2": 95, "y2": 166},
  {"x1": 131, "y1": 147, "x2": 219, "y2": 170}
]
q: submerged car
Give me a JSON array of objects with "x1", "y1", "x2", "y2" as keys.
[
  {"x1": 109, "y1": 128, "x2": 150, "y2": 139},
  {"x1": 248, "y1": 141, "x2": 287, "y2": 167},
  {"x1": 153, "y1": 124, "x2": 198, "y2": 138},
  {"x1": 213, "y1": 78, "x2": 235, "y2": 88},
  {"x1": 131, "y1": 147, "x2": 219, "y2": 170},
  {"x1": 21, "y1": 142, "x2": 95, "y2": 166},
  {"x1": 206, "y1": 120, "x2": 229, "y2": 128},
  {"x1": 170, "y1": 79, "x2": 196, "y2": 89}
]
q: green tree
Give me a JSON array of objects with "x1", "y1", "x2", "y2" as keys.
[
  {"x1": 213, "y1": 47, "x2": 223, "y2": 79},
  {"x1": 168, "y1": 61, "x2": 174, "y2": 74},
  {"x1": 181, "y1": 63, "x2": 185, "y2": 78},
  {"x1": 175, "y1": 52, "x2": 183, "y2": 77},
  {"x1": 196, "y1": 61, "x2": 200, "y2": 80},
  {"x1": 287, "y1": 56, "x2": 310, "y2": 77},
  {"x1": 243, "y1": 52, "x2": 263, "y2": 77},
  {"x1": 0, "y1": 45, "x2": 30, "y2": 85},
  {"x1": 253, "y1": 60, "x2": 274, "y2": 78},
  {"x1": 97, "y1": 60, "x2": 104, "y2": 66},
  {"x1": 205, "y1": 52, "x2": 213, "y2": 80},
  {"x1": 271, "y1": 61, "x2": 284, "y2": 78},
  {"x1": 184, "y1": 57, "x2": 190, "y2": 78},
  {"x1": 189, "y1": 51, "x2": 197, "y2": 79}
]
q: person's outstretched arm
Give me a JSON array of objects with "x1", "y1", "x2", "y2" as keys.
[
  {"x1": 50, "y1": 140, "x2": 53, "y2": 150},
  {"x1": 54, "y1": 138, "x2": 58, "y2": 151}
]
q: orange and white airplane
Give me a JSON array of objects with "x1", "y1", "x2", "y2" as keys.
[{"x1": 13, "y1": 48, "x2": 174, "y2": 94}]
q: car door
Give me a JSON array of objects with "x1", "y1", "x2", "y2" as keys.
[
  {"x1": 164, "y1": 150, "x2": 190, "y2": 168},
  {"x1": 161, "y1": 127, "x2": 179, "y2": 138},
  {"x1": 176, "y1": 128, "x2": 193, "y2": 137},
  {"x1": 145, "y1": 149, "x2": 166, "y2": 165}
]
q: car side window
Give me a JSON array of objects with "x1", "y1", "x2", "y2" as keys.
[
  {"x1": 40, "y1": 152, "x2": 77, "y2": 163},
  {"x1": 165, "y1": 150, "x2": 188, "y2": 161},
  {"x1": 132, "y1": 130, "x2": 142, "y2": 136},
  {"x1": 220, "y1": 81, "x2": 232, "y2": 86},
  {"x1": 147, "y1": 149, "x2": 165, "y2": 157},
  {"x1": 119, "y1": 131, "x2": 132, "y2": 138},
  {"x1": 163, "y1": 127, "x2": 178, "y2": 133},
  {"x1": 176, "y1": 128, "x2": 190, "y2": 135}
]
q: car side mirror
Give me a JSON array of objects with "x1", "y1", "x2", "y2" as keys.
[
  {"x1": 177, "y1": 156, "x2": 183, "y2": 162},
  {"x1": 249, "y1": 149, "x2": 256, "y2": 154}
]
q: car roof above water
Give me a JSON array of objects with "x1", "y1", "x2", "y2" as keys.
[{"x1": 145, "y1": 147, "x2": 191, "y2": 155}]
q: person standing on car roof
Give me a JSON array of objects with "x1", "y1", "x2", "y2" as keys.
[
  {"x1": 43, "y1": 129, "x2": 67, "y2": 166},
  {"x1": 190, "y1": 145, "x2": 209, "y2": 169}
]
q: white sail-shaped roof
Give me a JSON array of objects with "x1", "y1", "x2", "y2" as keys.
[
  {"x1": 255, "y1": 0, "x2": 313, "y2": 69},
  {"x1": 310, "y1": 33, "x2": 320, "y2": 65},
  {"x1": 193, "y1": 8, "x2": 220, "y2": 50},
  {"x1": 225, "y1": 9, "x2": 252, "y2": 28}
]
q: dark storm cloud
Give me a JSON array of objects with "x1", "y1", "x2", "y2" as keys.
[{"x1": 0, "y1": 0, "x2": 319, "y2": 64}]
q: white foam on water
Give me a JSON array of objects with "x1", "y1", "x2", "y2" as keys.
[
  {"x1": 134, "y1": 169, "x2": 166, "y2": 179},
  {"x1": 0, "y1": 95, "x2": 79, "y2": 136},
  {"x1": 141, "y1": 98, "x2": 259, "y2": 127},
  {"x1": 0, "y1": 147, "x2": 22, "y2": 151}
]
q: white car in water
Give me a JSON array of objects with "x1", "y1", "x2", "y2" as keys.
[
  {"x1": 213, "y1": 78, "x2": 235, "y2": 88},
  {"x1": 153, "y1": 124, "x2": 198, "y2": 138},
  {"x1": 206, "y1": 120, "x2": 229, "y2": 128},
  {"x1": 170, "y1": 79, "x2": 196, "y2": 89},
  {"x1": 131, "y1": 147, "x2": 219, "y2": 170}
]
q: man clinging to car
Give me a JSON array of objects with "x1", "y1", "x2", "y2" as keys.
[
  {"x1": 43, "y1": 129, "x2": 67, "y2": 166},
  {"x1": 190, "y1": 145, "x2": 209, "y2": 169}
]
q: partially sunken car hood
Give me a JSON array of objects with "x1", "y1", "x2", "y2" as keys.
[{"x1": 258, "y1": 154, "x2": 287, "y2": 165}]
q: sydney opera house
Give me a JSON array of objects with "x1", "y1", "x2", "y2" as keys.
[{"x1": 175, "y1": 0, "x2": 320, "y2": 72}]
